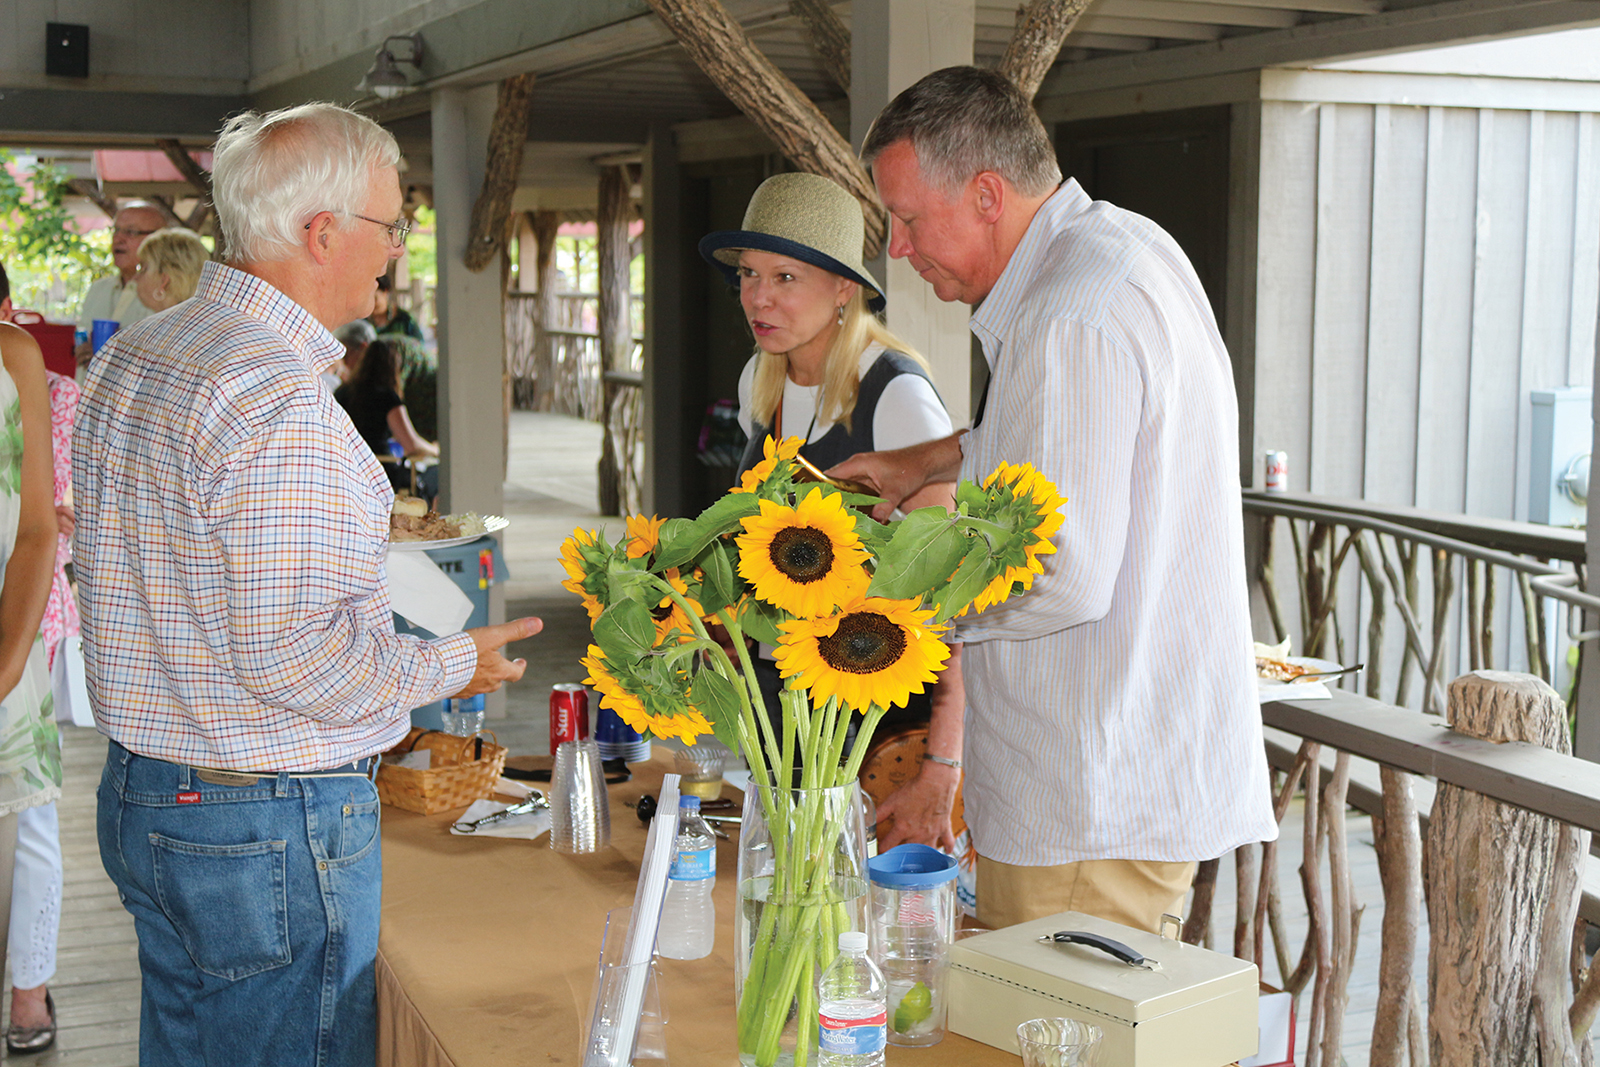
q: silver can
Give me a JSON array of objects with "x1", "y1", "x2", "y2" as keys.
[{"x1": 1264, "y1": 450, "x2": 1288, "y2": 492}]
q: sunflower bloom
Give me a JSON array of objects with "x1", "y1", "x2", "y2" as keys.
[
  {"x1": 651, "y1": 570, "x2": 706, "y2": 645},
  {"x1": 582, "y1": 645, "x2": 714, "y2": 744},
  {"x1": 732, "y1": 435, "x2": 803, "y2": 494},
  {"x1": 560, "y1": 527, "x2": 607, "y2": 621},
  {"x1": 736, "y1": 487, "x2": 870, "y2": 618},
  {"x1": 962, "y1": 463, "x2": 1068, "y2": 616},
  {"x1": 774, "y1": 596, "x2": 950, "y2": 713},
  {"x1": 625, "y1": 514, "x2": 667, "y2": 559}
]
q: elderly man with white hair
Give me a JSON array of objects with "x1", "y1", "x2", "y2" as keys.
[
  {"x1": 73, "y1": 200, "x2": 166, "y2": 367},
  {"x1": 72, "y1": 103, "x2": 542, "y2": 1067}
]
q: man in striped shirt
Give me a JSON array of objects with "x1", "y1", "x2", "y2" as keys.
[
  {"x1": 837, "y1": 67, "x2": 1277, "y2": 934},
  {"x1": 73, "y1": 103, "x2": 541, "y2": 1067}
]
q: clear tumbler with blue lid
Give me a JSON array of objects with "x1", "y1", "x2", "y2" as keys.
[{"x1": 867, "y1": 844, "x2": 960, "y2": 1046}]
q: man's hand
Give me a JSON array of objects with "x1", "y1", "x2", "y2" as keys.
[
  {"x1": 827, "y1": 434, "x2": 964, "y2": 522},
  {"x1": 454, "y1": 616, "x2": 543, "y2": 697},
  {"x1": 54, "y1": 504, "x2": 75, "y2": 540},
  {"x1": 74, "y1": 341, "x2": 92, "y2": 370},
  {"x1": 877, "y1": 762, "x2": 960, "y2": 853}
]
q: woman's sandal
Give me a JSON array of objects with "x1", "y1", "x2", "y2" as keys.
[{"x1": 6, "y1": 990, "x2": 56, "y2": 1054}]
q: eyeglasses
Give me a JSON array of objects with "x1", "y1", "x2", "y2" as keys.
[
  {"x1": 113, "y1": 226, "x2": 159, "y2": 239},
  {"x1": 303, "y1": 211, "x2": 412, "y2": 249}
]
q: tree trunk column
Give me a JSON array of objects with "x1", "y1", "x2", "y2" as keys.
[
  {"x1": 596, "y1": 164, "x2": 634, "y2": 517},
  {"x1": 1426, "y1": 670, "x2": 1580, "y2": 1065}
]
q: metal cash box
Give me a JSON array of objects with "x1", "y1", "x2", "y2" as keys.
[{"x1": 947, "y1": 911, "x2": 1259, "y2": 1066}]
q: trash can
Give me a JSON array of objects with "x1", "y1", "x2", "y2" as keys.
[{"x1": 393, "y1": 536, "x2": 508, "y2": 731}]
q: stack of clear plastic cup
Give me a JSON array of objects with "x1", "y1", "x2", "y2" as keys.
[
  {"x1": 550, "y1": 739, "x2": 611, "y2": 854},
  {"x1": 868, "y1": 844, "x2": 959, "y2": 1047}
]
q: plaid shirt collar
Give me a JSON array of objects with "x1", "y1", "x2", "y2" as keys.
[{"x1": 196, "y1": 261, "x2": 347, "y2": 374}]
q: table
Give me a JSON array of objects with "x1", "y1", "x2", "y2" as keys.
[{"x1": 375, "y1": 756, "x2": 1020, "y2": 1066}]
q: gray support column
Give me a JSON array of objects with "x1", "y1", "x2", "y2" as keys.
[
  {"x1": 1579, "y1": 317, "x2": 1600, "y2": 761},
  {"x1": 643, "y1": 122, "x2": 687, "y2": 518},
  {"x1": 431, "y1": 84, "x2": 508, "y2": 715},
  {"x1": 850, "y1": 0, "x2": 975, "y2": 426}
]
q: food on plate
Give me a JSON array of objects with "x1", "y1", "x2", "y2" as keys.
[
  {"x1": 390, "y1": 495, "x2": 460, "y2": 542},
  {"x1": 1252, "y1": 638, "x2": 1319, "y2": 683},
  {"x1": 392, "y1": 495, "x2": 428, "y2": 519}
]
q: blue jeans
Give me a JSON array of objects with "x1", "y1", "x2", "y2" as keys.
[{"x1": 97, "y1": 741, "x2": 382, "y2": 1067}]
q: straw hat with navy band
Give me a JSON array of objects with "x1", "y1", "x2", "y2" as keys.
[{"x1": 698, "y1": 172, "x2": 886, "y2": 313}]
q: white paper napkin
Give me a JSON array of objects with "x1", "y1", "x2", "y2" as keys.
[
  {"x1": 1258, "y1": 680, "x2": 1331, "y2": 703},
  {"x1": 385, "y1": 548, "x2": 474, "y2": 636},
  {"x1": 448, "y1": 798, "x2": 552, "y2": 840}
]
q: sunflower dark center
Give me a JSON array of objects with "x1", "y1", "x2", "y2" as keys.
[
  {"x1": 768, "y1": 525, "x2": 834, "y2": 583},
  {"x1": 817, "y1": 613, "x2": 906, "y2": 674}
]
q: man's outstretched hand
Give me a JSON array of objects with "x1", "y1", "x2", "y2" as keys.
[
  {"x1": 827, "y1": 433, "x2": 964, "y2": 522},
  {"x1": 455, "y1": 616, "x2": 543, "y2": 696}
]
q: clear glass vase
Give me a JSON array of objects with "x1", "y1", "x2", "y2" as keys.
[{"x1": 734, "y1": 782, "x2": 870, "y2": 1067}]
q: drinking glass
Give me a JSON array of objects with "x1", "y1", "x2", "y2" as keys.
[
  {"x1": 1016, "y1": 1017, "x2": 1103, "y2": 1067},
  {"x1": 550, "y1": 739, "x2": 610, "y2": 854}
]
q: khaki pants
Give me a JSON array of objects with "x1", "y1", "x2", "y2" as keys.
[{"x1": 976, "y1": 855, "x2": 1198, "y2": 934}]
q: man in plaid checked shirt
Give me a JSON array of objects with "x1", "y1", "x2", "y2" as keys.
[{"x1": 73, "y1": 103, "x2": 541, "y2": 1067}]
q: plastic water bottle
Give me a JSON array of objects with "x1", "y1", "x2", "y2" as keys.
[
  {"x1": 440, "y1": 694, "x2": 485, "y2": 736},
  {"x1": 817, "y1": 930, "x2": 887, "y2": 1066},
  {"x1": 657, "y1": 795, "x2": 716, "y2": 960}
]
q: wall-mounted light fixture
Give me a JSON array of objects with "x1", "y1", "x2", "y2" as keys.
[{"x1": 359, "y1": 34, "x2": 424, "y2": 100}]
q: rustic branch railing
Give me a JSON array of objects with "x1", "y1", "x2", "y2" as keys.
[{"x1": 1197, "y1": 492, "x2": 1600, "y2": 1065}]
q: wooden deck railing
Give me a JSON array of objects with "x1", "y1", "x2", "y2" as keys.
[{"x1": 1209, "y1": 493, "x2": 1600, "y2": 1066}]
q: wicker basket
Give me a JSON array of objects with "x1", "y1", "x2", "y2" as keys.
[{"x1": 376, "y1": 727, "x2": 507, "y2": 814}]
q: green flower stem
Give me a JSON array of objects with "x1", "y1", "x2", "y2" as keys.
[
  {"x1": 954, "y1": 513, "x2": 1014, "y2": 539},
  {"x1": 716, "y1": 608, "x2": 785, "y2": 780},
  {"x1": 839, "y1": 704, "x2": 888, "y2": 785}
]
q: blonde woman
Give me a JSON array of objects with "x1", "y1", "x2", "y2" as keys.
[
  {"x1": 134, "y1": 228, "x2": 209, "y2": 312},
  {"x1": 699, "y1": 174, "x2": 964, "y2": 832},
  {"x1": 701, "y1": 173, "x2": 954, "y2": 507}
]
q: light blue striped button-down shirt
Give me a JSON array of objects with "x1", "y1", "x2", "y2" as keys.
[{"x1": 958, "y1": 180, "x2": 1278, "y2": 865}]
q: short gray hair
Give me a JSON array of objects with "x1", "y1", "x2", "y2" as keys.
[
  {"x1": 334, "y1": 319, "x2": 377, "y2": 347},
  {"x1": 861, "y1": 66, "x2": 1061, "y2": 199},
  {"x1": 212, "y1": 102, "x2": 401, "y2": 265}
]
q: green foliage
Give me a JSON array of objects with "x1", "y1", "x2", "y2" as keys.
[
  {"x1": 403, "y1": 205, "x2": 436, "y2": 287},
  {"x1": 0, "y1": 151, "x2": 109, "y2": 320}
]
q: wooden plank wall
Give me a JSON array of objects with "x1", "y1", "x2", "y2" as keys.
[{"x1": 1251, "y1": 100, "x2": 1600, "y2": 683}]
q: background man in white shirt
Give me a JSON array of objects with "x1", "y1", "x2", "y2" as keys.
[
  {"x1": 834, "y1": 66, "x2": 1276, "y2": 934},
  {"x1": 73, "y1": 202, "x2": 164, "y2": 367}
]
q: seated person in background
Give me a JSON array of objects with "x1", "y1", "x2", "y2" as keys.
[
  {"x1": 133, "y1": 229, "x2": 209, "y2": 313},
  {"x1": 329, "y1": 319, "x2": 376, "y2": 392},
  {"x1": 368, "y1": 275, "x2": 424, "y2": 340},
  {"x1": 334, "y1": 338, "x2": 438, "y2": 495}
]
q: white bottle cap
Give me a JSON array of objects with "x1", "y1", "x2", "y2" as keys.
[{"x1": 839, "y1": 931, "x2": 868, "y2": 953}]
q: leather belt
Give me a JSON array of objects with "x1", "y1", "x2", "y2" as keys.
[{"x1": 192, "y1": 756, "x2": 377, "y2": 787}]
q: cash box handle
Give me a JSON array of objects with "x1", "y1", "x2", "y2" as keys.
[{"x1": 1040, "y1": 930, "x2": 1152, "y2": 969}]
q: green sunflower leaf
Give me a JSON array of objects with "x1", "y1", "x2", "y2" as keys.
[
  {"x1": 593, "y1": 598, "x2": 657, "y2": 662},
  {"x1": 932, "y1": 541, "x2": 1001, "y2": 623},
  {"x1": 655, "y1": 494, "x2": 761, "y2": 572},
  {"x1": 689, "y1": 668, "x2": 744, "y2": 753},
  {"x1": 737, "y1": 596, "x2": 786, "y2": 646},
  {"x1": 867, "y1": 507, "x2": 969, "y2": 601},
  {"x1": 698, "y1": 539, "x2": 740, "y2": 617}
]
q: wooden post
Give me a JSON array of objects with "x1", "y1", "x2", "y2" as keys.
[
  {"x1": 596, "y1": 164, "x2": 633, "y2": 517},
  {"x1": 645, "y1": 0, "x2": 886, "y2": 258},
  {"x1": 66, "y1": 179, "x2": 117, "y2": 221},
  {"x1": 156, "y1": 138, "x2": 214, "y2": 232},
  {"x1": 530, "y1": 211, "x2": 561, "y2": 412},
  {"x1": 1426, "y1": 671, "x2": 1575, "y2": 1065},
  {"x1": 464, "y1": 74, "x2": 537, "y2": 272},
  {"x1": 996, "y1": 0, "x2": 1092, "y2": 101},
  {"x1": 789, "y1": 0, "x2": 850, "y2": 91}
]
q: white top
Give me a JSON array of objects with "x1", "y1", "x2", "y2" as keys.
[
  {"x1": 77, "y1": 274, "x2": 157, "y2": 333},
  {"x1": 958, "y1": 180, "x2": 1278, "y2": 865},
  {"x1": 735, "y1": 342, "x2": 952, "y2": 450}
]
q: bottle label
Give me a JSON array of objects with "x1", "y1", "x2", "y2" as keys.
[
  {"x1": 817, "y1": 1010, "x2": 886, "y2": 1056},
  {"x1": 668, "y1": 847, "x2": 715, "y2": 881}
]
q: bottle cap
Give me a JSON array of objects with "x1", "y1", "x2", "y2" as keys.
[
  {"x1": 678, "y1": 795, "x2": 701, "y2": 810},
  {"x1": 838, "y1": 930, "x2": 868, "y2": 953}
]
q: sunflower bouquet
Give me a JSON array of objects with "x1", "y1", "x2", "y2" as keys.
[{"x1": 559, "y1": 435, "x2": 1064, "y2": 1066}]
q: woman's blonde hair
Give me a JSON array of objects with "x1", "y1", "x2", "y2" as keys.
[
  {"x1": 137, "y1": 228, "x2": 209, "y2": 304},
  {"x1": 749, "y1": 288, "x2": 928, "y2": 436}
]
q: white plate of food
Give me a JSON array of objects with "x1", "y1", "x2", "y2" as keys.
[
  {"x1": 1257, "y1": 655, "x2": 1344, "y2": 687},
  {"x1": 390, "y1": 509, "x2": 509, "y2": 551}
]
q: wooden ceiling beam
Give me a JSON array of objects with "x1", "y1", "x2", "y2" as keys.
[
  {"x1": 788, "y1": 0, "x2": 851, "y2": 91},
  {"x1": 999, "y1": 0, "x2": 1097, "y2": 99},
  {"x1": 645, "y1": 0, "x2": 886, "y2": 257},
  {"x1": 465, "y1": 73, "x2": 538, "y2": 272}
]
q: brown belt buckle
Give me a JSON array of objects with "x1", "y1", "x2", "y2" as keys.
[{"x1": 196, "y1": 769, "x2": 261, "y2": 787}]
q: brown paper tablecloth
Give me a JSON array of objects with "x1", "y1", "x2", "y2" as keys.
[{"x1": 376, "y1": 757, "x2": 1020, "y2": 1066}]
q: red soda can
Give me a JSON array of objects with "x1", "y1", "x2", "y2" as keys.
[
  {"x1": 550, "y1": 683, "x2": 590, "y2": 751},
  {"x1": 1264, "y1": 450, "x2": 1288, "y2": 492}
]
